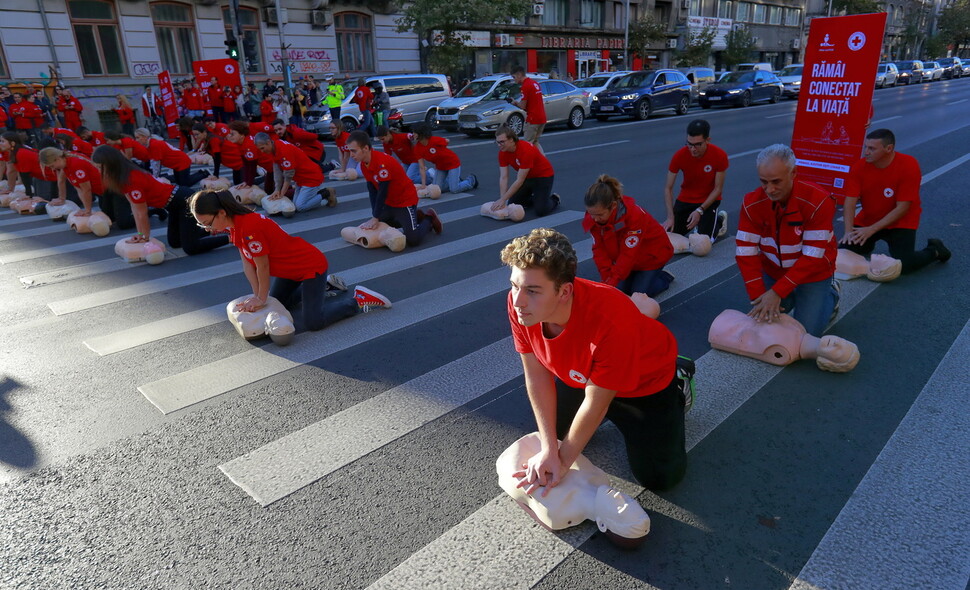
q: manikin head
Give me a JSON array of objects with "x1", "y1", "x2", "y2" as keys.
[
  {"x1": 814, "y1": 335, "x2": 860, "y2": 372},
  {"x1": 756, "y1": 144, "x2": 797, "y2": 204},
  {"x1": 495, "y1": 125, "x2": 518, "y2": 154},
  {"x1": 863, "y1": 128, "x2": 896, "y2": 167},
  {"x1": 347, "y1": 130, "x2": 373, "y2": 165},
  {"x1": 501, "y1": 229, "x2": 577, "y2": 328},
  {"x1": 685, "y1": 118, "x2": 711, "y2": 159},
  {"x1": 584, "y1": 174, "x2": 623, "y2": 225}
]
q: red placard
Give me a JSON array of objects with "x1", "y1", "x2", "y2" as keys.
[
  {"x1": 791, "y1": 13, "x2": 887, "y2": 200},
  {"x1": 157, "y1": 70, "x2": 181, "y2": 140},
  {"x1": 193, "y1": 58, "x2": 242, "y2": 112}
]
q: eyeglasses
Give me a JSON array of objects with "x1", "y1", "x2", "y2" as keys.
[
  {"x1": 196, "y1": 214, "x2": 218, "y2": 230},
  {"x1": 686, "y1": 139, "x2": 707, "y2": 149}
]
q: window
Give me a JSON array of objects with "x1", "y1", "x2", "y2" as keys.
[
  {"x1": 335, "y1": 12, "x2": 374, "y2": 73},
  {"x1": 151, "y1": 2, "x2": 198, "y2": 75},
  {"x1": 542, "y1": 0, "x2": 569, "y2": 26},
  {"x1": 0, "y1": 45, "x2": 8, "y2": 79},
  {"x1": 223, "y1": 6, "x2": 264, "y2": 74},
  {"x1": 737, "y1": 2, "x2": 751, "y2": 21},
  {"x1": 785, "y1": 7, "x2": 801, "y2": 26},
  {"x1": 752, "y1": 4, "x2": 767, "y2": 23},
  {"x1": 718, "y1": 0, "x2": 734, "y2": 19},
  {"x1": 690, "y1": 0, "x2": 701, "y2": 16},
  {"x1": 68, "y1": 0, "x2": 126, "y2": 76},
  {"x1": 579, "y1": 0, "x2": 603, "y2": 28},
  {"x1": 769, "y1": 5, "x2": 782, "y2": 24}
]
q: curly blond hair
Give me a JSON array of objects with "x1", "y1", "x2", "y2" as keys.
[{"x1": 500, "y1": 228, "x2": 577, "y2": 288}]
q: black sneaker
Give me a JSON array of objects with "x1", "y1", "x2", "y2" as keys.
[
  {"x1": 551, "y1": 193, "x2": 561, "y2": 209},
  {"x1": 469, "y1": 174, "x2": 479, "y2": 189},
  {"x1": 319, "y1": 187, "x2": 337, "y2": 208},
  {"x1": 322, "y1": 161, "x2": 336, "y2": 173},
  {"x1": 927, "y1": 238, "x2": 951, "y2": 263}
]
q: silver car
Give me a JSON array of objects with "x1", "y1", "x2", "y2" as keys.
[
  {"x1": 574, "y1": 71, "x2": 632, "y2": 105},
  {"x1": 457, "y1": 79, "x2": 591, "y2": 137},
  {"x1": 922, "y1": 61, "x2": 944, "y2": 81},
  {"x1": 777, "y1": 64, "x2": 803, "y2": 98},
  {"x1": 876, "y1": 63, "x2": 898, "y2": 88},
  {"x1": 434, "y1": 74, "x2": 545, "y2": 129}
]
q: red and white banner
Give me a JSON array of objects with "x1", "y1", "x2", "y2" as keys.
[
  {"x1": 791, "y1": 13, "x2": 886, "y2": 199},
  {"x1": 157, "y1": 70, "x2": 181, "y2": 140},
  {"x1": 193, "y1": 59, "x2": 242, "y2": 97}
]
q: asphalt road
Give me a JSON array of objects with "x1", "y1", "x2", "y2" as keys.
[{"x1": 0, "y1": 77, "x2": 968, "y2": 590}]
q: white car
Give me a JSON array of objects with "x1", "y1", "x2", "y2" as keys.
[
  {"x1": 777, "y1": 64, "x2": 803, "y2": 98},
  {"x1": 573, "y1": 71, "x2": 632, "y2": 107},
  {"x1": 922, "y1": 61, "x2": 944, "y2": 82}
]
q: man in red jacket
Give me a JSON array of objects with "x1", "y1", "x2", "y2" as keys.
[
  {"x1": 141, "y1": 85, "x2": 164, "y2": 132},
  {"x1": 183, "y1": 80, "x2": 206, "y2": 118},
  {"x1": 735, "y1": 144, "x2": 839, "y2": 336},
  {"x1": 272, "y1": 118, "x2": 326, "y2": 166},
  {"x1": 491, "y1": 125, "x2": 559, "y2": 217}
]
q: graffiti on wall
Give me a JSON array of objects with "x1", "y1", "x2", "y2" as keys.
[
  {"x1": 268, "y1": 48, "x2": 337, "y2": 74},
  {"x1": 132, "y1": 62, "x2": 163, "y2": 77}
]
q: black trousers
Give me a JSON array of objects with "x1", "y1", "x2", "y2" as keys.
[
  {"x1": 99, "y1": 190, "x2": 135, "y2": 230},
  {"x1": 172, "y1": 168, "x2": 209, "y2": 188},
  {"x1": 555, "y1": 374, "x2": 687, "y2": 491},
  {"x1": 379, "y1": 205, "x2": 432, "y2": 247},
  {"x1": 841, "y1": 227, "x2": 936, "y2": 274},
  {"x1": 164, "y1": 186, "x2": 229, "y2": 255},
  {"x1": 508, "y1": 175, "x2": 558, "y2": 217},
  {"x1": 270, "y1": 272, "x2": 359, "y2": 331},
  {"x1": 672, "y1": 199, "x2": 723, "y2": 238}
]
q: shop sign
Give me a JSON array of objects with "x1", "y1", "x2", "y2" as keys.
[
  {"x1": 687, "y1": 16, "x2": 732, "y2": 50},
  {"x1": 539, "y1": 36, "x2": 624, "y2": 49}
]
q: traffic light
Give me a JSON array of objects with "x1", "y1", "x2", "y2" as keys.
[{"x1": 225, "y1": 36, "x2": 239, "y2": 60}]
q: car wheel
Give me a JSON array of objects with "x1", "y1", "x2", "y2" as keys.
[
  {"x1": 769, "y1": 88, "x2": 780, "y2": 103},
  {"x1": 342, "y1": 117, "x2": 358, "y2": 132},
  {"x1": 739, "y1": 91, "x2": 751, "y2": 107},
  {"x1": 567, "y1": 106, "x2": 585, "y2": 129},
  {"x1": 634, "y1": 98, "x2": 652, "y2": 120},
  {"x1": 675, "y1": 95, "x2": 690, "y2": 115},
  {"x1": 506, "y1": 113, "x2": 525, "y2": 136},
  {"x1": 424, "y1": 109, "x2": 438, "y2": 128}
]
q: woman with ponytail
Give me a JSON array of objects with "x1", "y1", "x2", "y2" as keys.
[
  {"x1": 92, "y1": 145, "x2": 229, "y2": 255},
  {"x1": 39, "y1": 146, "x2": 134, "y2": 228},
  {"x1": 582, "y1": 174, "x2": 674, "y2": 297},
  {"x1": 188, "y1": 189, "x2": 391, "y2": 329}
]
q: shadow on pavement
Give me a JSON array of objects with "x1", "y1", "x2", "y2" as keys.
[{"x1": 0, "y1": 376, "x2": 37, "y2": 469}]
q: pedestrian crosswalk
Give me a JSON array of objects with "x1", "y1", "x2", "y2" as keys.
[{"x1": 0, "y1": 173, "x2": 965, "y2": 589}]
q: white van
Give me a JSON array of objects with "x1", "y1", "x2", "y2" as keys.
[
  {"x1": 305, "y1": 74, "x2": 451, "y2": 133},
  {"x1": 736, "y1": 63, "x2": 774, "y2": 72}
]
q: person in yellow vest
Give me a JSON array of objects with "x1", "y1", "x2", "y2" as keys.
[{"x1": 323, "y1": 74, "x2": 345, "y2": 125}]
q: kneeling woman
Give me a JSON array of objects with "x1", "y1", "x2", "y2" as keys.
[
  {"x1": 92, "y1": 145, "x2": 229, "y2": 255},
  {"x1": 39, "y1": 147, "x2": 135, "y2": 229},
  {"x1": 188, "y1": 190, "x2": 391, "y2": 330},
  {"x1": 583, "y1": 174, "x2": 674, "y2": 297}
]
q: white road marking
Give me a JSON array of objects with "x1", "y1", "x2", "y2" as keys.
[{"x1": 545, "y1": 140, "x2": 630, "y2": 155}]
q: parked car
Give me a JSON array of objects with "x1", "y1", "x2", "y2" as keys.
[
  {"x1": 936, "y1": 57, "x2": 963, "y2": 78},
  {"x1": 736, "y1": 62, "x2": 774, "y2": 72},
  {"x1": 962, "y1": 59, "x2": 970, "y2": 76},
  {"x1": 698, "y1": 70, "x2": 783, "y2": 108},
  {"x1": 876, "y1": 62, "x2": 899, "y2": 88},
  {"x1": 894, "y1": 60, "x2": 924, "y2": 85},
  {"x1": 304, "y1": 73, "x2": 451, "y2": 134},
  {"x1": 922, "y1": 61, "x2": 944, "y2": 81},
  {"x1": 433, "y1": 74, "x2": 544, "y2": 130},
  {"x1": 776, "y1": 64, "x2": 803, "y2": 98},
  {"x1": 677, "y1": 67, "x2": 717, "y2": 102},
  {"x1": 590, "y1": 69, "x2": 693, "y2": 120},
  {"x1": 456, "y1": 79, "x2": 590, "y2": 136},
  {"x1": 573, "y1": 71, "x2": 632, "y2": 99}
]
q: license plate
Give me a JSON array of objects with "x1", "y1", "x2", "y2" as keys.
[
  {"x1": 708, "y1": 97, "x2": 721, "y2": 101},
  {"x1": 459, "y1": 122, "x2": 476, "y2": 128},
  {"x1": 600, "y1": 106, "x2": 614, "y2": 111}
]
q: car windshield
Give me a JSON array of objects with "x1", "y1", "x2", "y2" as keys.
[
  {"x1": 779, "y1": 66, "x2": 803, "y2": 76},
  {"x1": 878, "y1": 65, "x2": 887, "y2": 72},
  {"x1": 574, "y1": 77, "x2": 610, "y2": 88},
  {"x1": 897, "y1": 61, "x2": 915, "y2": 68},
  {"x1": 614, "y1": 72, "x2": 658, "y2": 88},
  {"x1": 926, "y1": 63, "x2": 939, "y2": 68},
  {"x1": 456, "y1": 80, "x2": 496, "y2": 98},
  {"x1": 720, "y1": 71, "x2": 756, "y2": 84},
  {"x1": 485, "y1": 82, "x2": 520, "y2": 101}
]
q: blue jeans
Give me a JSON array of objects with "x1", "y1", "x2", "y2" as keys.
[
  {"x1": 616, "y1": 268, "x2": 673, "y2": 297},
  {"x1": 359, "y1": 110, "x2": 376, "y2": 136},
  {"x1": 434, "y1": 167, "x2": 474, "y2": 193},
  {"x1": 764, "y1": 275, "x2": 839, "y2": 337},
  {"x1": 406, "y1": 162, "x2": 431, "y2": 184},
  {"x1": 270, "y1": 273, "x2": 359, "y2": 332},
  {"x1": 293, "y1": 183, "x2": 324, "y2": 212}
]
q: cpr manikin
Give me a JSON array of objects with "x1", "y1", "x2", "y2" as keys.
[
  {"x1": 835, "y1": 250, "x2": 901, "y2": 282},
  {"x1": 188, "y1": 152, "x2": 214, "y2": 166},
  {"x1": 10, "y1": 196, "x2": 46, "y2": 214},
  {"x1": 340, "y1": 222, "x2": 406, "y2": 253},
  {"x1": 46, "y1": 199, "x2": 79, "y2": 221},
  {"x1": 260, "y1": 193, "x2": 296, "y2": 218},
  {"x1": 496, "y1": 432, "x2": 651, "y2": 548},
  {"x1": 708, "y1": 309, "x2": 860, "y2": 372},
  {"x1": 630, "y1": 292, "x2": 660, "y2": 319},
  {"x1": 229, "y1": 183, "x2": 266, "y2": 206},
  {"x1": 416, "y1": 184, "x2": 441, "y2": 200},
  {"x1": 225, "y1": 295, "x2": 295, "y2": 346},
  {"x1": 480, "y1": 201, "x2": 525, "y2": 222},
  {"x1": 201, "y1": 176, "x2": 231, "y2": 192},
  {"x1": 115, "y1": 237, "x2": 165, "y2": 265},
  {"x1": 68, "y1": 210, "x2": 112, "y2": 237},
  {"x1": 329, "y1": 168, "x2": 358, "y2": 181},
  {"x1": 0, "y1": 183, "x2": 26, "y2": 206},
  {"x1": 667, "y1": 232, "x2": 712, "y2": 257}
]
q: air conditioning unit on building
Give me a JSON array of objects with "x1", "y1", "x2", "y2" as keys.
[
  {"x1": 263, "y1": 7, "x2": 288, "y2": 25},
  {"x1": 791, "y1": 38, "x2": 801, "y2": 49},
  {"x1": 680, "y1": 0, "x2": 689, "y2": 9},
  {"x1": 311, "y1": 9, "x2": 333, "y2": 28},
  {"x1": 496, "y1": 34, "x2": 510, "y2": 47},
  {"x1": 666, "y1": 38, "x2": 678, "y2": 49},
  {"x1": 533, "y1": 3, "x2": 545, "y2": 15},
  {"x1": 751, "y1": 36, "x2": 760, "y2": 46}
]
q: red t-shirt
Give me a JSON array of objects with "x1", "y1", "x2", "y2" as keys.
[
  {"x1": 382, "y1": 132, "x2": 417, "y2": 165},
  {"x1": 272, "y1": 139, "x2": 324, "y2": 187},
  {"x1": 207, "y1": 85, "x2": 223, "y2": 105},
  {"x1": 53, "y1": 128, "x2": 80, "y2": 140},
  {"x1": 120, "y1": 137, "x2": 151, "y2": 161},
  {"x1": 123, "y1": 169, "x2": 175, "y2": 208},
  {"x1": 250, "y1": 122, "x2": 273, "y2": 136},
  {"x1": 13, "y1": 147, "x2": 48, "y2": 179},
  {"x1": 520, "y1": 78, "x2": 547, "y2": 125},
  {"x1": 223, "y1": 92, "x2": 237, "y2": 113},
  {"x1": 148, "y1": 138, "x2": 191, "y2": 171},
  {"x1": 509, "y1": 277, "x2": 677, "y2": 398},
  {"x1": 414, "y1": 136, "x2": 460, "y2": 171},
  {"x1": 208, "y1": 123, "x2": 230, "y2": 138},
  {"x1": 89, "y1": 130, "x2": 107, "y2": 146},
  {"x1": 352, "y1": 86, "x2": 374, "y2": 111},
  {"x1": 498, "y1": 140, "x2": 554, "y2": 178},
  {"x1": 230, "y1": 212, "x2": 328, "y2": 281},
  {"x1": 284, "y1": 125, "x2": 323, "y2": 162},
  {"x1": 360, "y1": 150, "x2": 418, "y2": 208},
  {"x1": 69, "y1": 138, "x2": 94, "y2": 158},
  {"x1": 668, "y1": 143, "x2": 729, "y2": 204},
  {"x1": 334, "y1": 131, "x2": 351, "y2": 154},
  {"x1": 846, "y1": 152, "x2": 922, "y2": 230},
  {"x1": 260, "y1": 100, "x2": 275, "y2": 124},
  {"x1": 116, "y1": 106, "x2": 136, "y2": 124},
  {"x1": 220, "y1": 139, "x2": 242, "y2": 170},
  {"x1": 239, "y1": 137, "x2": 260, "y2": 163},
  {"x1": 64, "y1": 155, "x2": 104, "y2": 195},
  {"x1": 185, "y1": 88, "x2": 206, "y2": 111}
]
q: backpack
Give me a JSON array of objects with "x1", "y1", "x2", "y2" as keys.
[{"x1": 676, "y1": 355, "x2": 696, "y2": 413}]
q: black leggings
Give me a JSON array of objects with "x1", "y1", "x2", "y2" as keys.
[
  {"x1": 172, "y1": 167, "x2": 209, "y2": 188},
  {"x1": 19, "y1": 172, "x2": 34, "y2": 197},
  {"x1": 164, "y1": 186, "x2": 230, "y2": 255},
  {"x1": 212, "y1": 152, "x2": 222, "y2": 178},
  {"x1": 556, "y1": 375, "x2": 687, "y2": 491},
  {"x1": 379, "y1": 205, "x2": 432, "y2": 247},
  {"x1": 508, "y1": 175, "x2": 558, "y2": 217},
  {"x1": 672, "y1": 199, "x2": 723, "y2": 238},
  {"x1": 270, "y1": 272, "x2": 359, "y2": 331},
  {"x1": 99, "y1": 190, "x2": 135, "y2": 230}
]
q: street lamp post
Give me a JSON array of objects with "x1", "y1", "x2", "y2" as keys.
[{"x1": 624, "y1": 0, "x2": 631, "y2": 69}]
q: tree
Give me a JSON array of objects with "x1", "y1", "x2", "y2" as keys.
[
  {"x1": 396, "y1": 0, "x2": 533, "y2": 74},
  {"x1": 831, "y1": 0, "x2": 880, "y2": 15},
  {"x1": 722, "y1": 27, "x2": 756, "y2": 70},
  {"x1": 676, "y1": 27, "x2": 715, "y2": 67},
  {"x1": 938, "y1": 1, "x2": 970, "y2": 52},
  {"x1": 628, "y1": 15, "x2": 668, "y2": 61},
  {"x1": 923, "y1": 34, "x2": 947, "y2": 59}
]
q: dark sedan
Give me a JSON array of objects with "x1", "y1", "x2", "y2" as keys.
[{"x1": 698, "y1": 70, "x2": 783, "y2": 108}]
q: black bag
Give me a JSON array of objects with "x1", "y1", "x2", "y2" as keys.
[{"x1": 676, "y1": 355, "x2": 696, "y2": 413}]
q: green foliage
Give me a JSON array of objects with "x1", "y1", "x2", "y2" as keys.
[
  {"x1": 722, "y1": 27, "x2": 756, "y2": 70},
  {"x1": 923, "y1": 34, "x2": 947, "y2": 59},
  {"x1": 938, "y1": 1, "x2": 970, "y2": 49},
  {"x1": 427, "y1": 34, "x2": 476, "y2": 78},
  {"x1": 676, "y1": 28, "x2": 715, "y2": 67},
  {"x1": 628, "y1": 15, "x2": 668, "y2": 58},
  {"x1": 832, "y1": 0, "x2": 881, "y2": 15}
]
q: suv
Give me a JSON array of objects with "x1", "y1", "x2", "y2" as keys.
[
  {"x1": 305, "y1": 73, "x2": 451, "y2": 133},
  {"x1": 894, "y1": 60, "x2": 924, "y2": 85},
  {"x1": 591, "y1": 69, "x2": 692, "y2": 120},
  {"x1": 433, "y1": 74, "x2": 544, "y2": 130},
  {"x1": 876, "y1": 62, "x2": 898, "y2": 88},
  {"x1": 678, "y1": 67, "x2": 716, "y2": 102}
]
